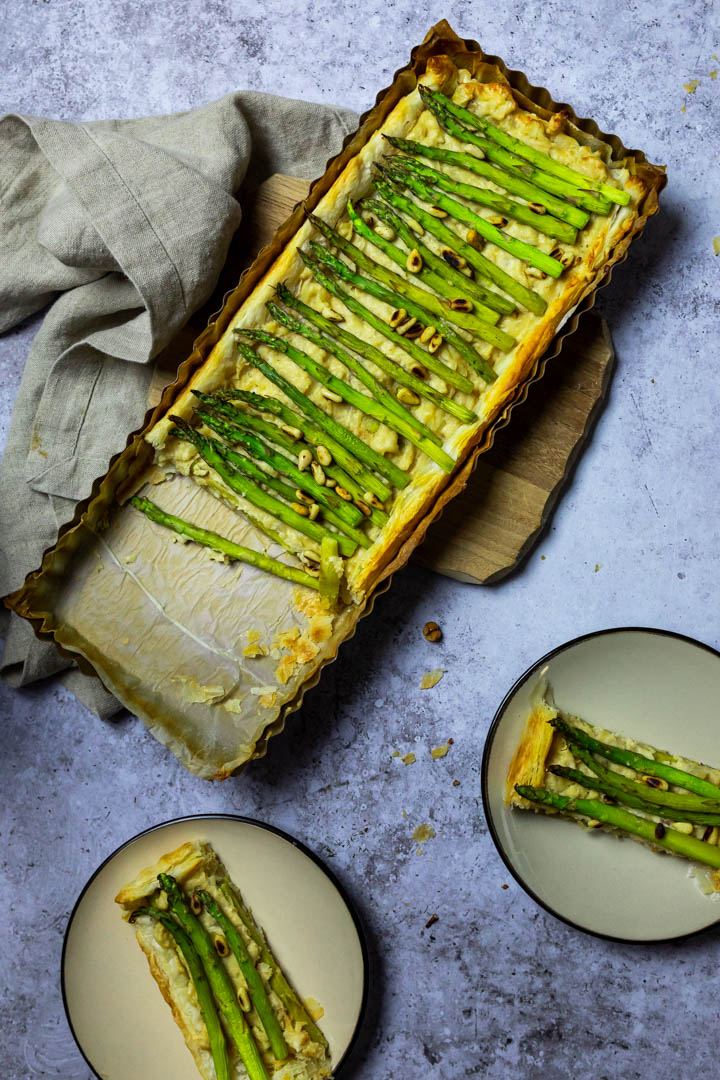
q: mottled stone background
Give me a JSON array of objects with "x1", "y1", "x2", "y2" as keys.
[{"x1": 2, "y1": 2, "x2": 719, "y2": 1078}]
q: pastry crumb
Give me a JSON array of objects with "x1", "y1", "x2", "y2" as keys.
[
  {"x1": 402, "y1": 752, "x2": 416, "y2": 765},
  {"x1": 683, "y1": 79, "x2": 701, "y2": 93},
  {"x1": 420, "y1": 668, "x2": 445, "y2": 690},
  {"x1": 413, "y1": 823, "x2": 436, "y2": 844},
  {"x1": 303, "y1": 997, "x2": 325, "y2": 1022},
  {"x1": 431, "y1": 743, "x2": 450, "y2": 759},
  {"x1": 223, "y1": 698, "x2": 244, "y2": 714},
  {"x1": 713, "y1": 236, "x2": 720, "y2": 256},
  {"x1": 594, "y1": 563, "x2": 602, "y2": 573},
  {"x1": 392, "y1": 750, "x2": 400, "y2": 758},
  {"x1": 171, "y1": 676, "x2": 226, "y2": 704},
  {"x1": 124, "y1": 553, "x2": 137, "y2": 564}
]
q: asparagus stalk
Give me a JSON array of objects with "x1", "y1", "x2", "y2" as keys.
[
  {"x1": 169, "y1": 418, "x2": 358, "y2": 557},
  {"x1": 362, "y1": 196, "x2": 515, "y2": 315},
  {"x1": 269, "y1": 296, "x2": 441, "y2": 444},
  {"x1": 307, "y1": 214, "x2": 515, "y2": 354},
  {"x1": 346, "y1": 199, "x2": 500, "y2": 323},
  {"x1": 157, "y1": 875, "x2": 270, "y2": 1080},
  {"x1": 236, "y1": 342, "x2": 401, "y2": 501},
  {"x1": 426, "y1": 98, "x2": 613, "y2": 216},
  {"x1": 550, "y1": 717, "x2": 720, "y2": 799},
  {"x1": 274, "y1": 283, "x2": 476, "y2": 428},
  {"x1": 196, "y1": 390, "x2": 385, "y2": 527},
  {"x1": 130, "y1": 496, "x2": 321, "y2": 590},
  {"x1": 548, "y1": 764, "x2": 720, "y2": 826},
  {"x1": 237, "y1": 326, "x2": 437, "y2": 481},
  {"x1": 515, "y1": 785, "x2": 720, "y2": 870},
  {"x1": 390, "y1": 155, "x2": 578, "y2": 244},
  {"x1": 295, "y1": 259, "x2": 479, "y2": 418},
  {"x1": 319, "y1": 536, "x2": 341, "y2": 605},
  {"x1": 130, "y1": 905, "x2": 231, "y2": 1080},
  {"x1": 220, "y1": 881, "x2": 328, "y2": 1050},
  {"x1": 307, "y1": 243, "x2": 501, "y2": 384},
  {"x1": 384, "y1": 135, "x2": 589, "y2": 229},
  {"x1": 374, "y1": 172, "x2": 546, "y2": 315},
  {"x1": 573, "y1": 745, "x2": 720, "y2": 815},
  {"x1": 420, "y1": 87, "x2": 630, "y2": 207},
  {"x1": 195, "y1": 413, "x2": 370, "y2": 550},
  {"x1": 195, "y1": 407, "x2": 365, "y2": 528},
  {"x1": 267, "y1": 303, "x2": 456, "y2": 473},
  {"x1": 383, "y1": 161, "x2": 564, "y2": 278},
  {"x1": 421, "y1": 88, "x2": 613, "y2": 216},
  {"x1": 196, "y1": 891, "x2": 289, "y2": 1063},
  {"x1": 217, "y1": 388, "x2": 388, "y2": 528}
]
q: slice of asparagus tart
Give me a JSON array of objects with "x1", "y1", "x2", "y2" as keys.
[
  {"x1": 506, "y1": 687, "x2": 720, "y2": 888},
  {"x1": 116, "y1": 841, "x2": 331, "y2": 1080}
]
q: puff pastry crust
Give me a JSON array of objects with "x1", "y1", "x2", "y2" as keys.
[{"x1": 115, "y1": 840, "x2": 332, "y2": 1079}]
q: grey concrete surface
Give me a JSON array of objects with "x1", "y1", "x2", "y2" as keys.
[{"x1": 2, "y1": 2, "x2": 720, "y2": 1078}]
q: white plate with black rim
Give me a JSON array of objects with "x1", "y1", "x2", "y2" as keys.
[
  {"x1": 482, "y1": 627, "x2": 720, "y2": 943},
  {"x1": 62, "y1": 815, "x2": 368, "y2": 1079}
]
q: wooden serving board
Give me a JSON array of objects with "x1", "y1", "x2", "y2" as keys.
[{"x1": 151, "y1": 173, "x2": 614, "y2": 585}]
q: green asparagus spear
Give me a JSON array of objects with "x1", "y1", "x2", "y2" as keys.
[
  {"x1": 389, "y1": 155, "x2": 578, "y2": 244},
  {"x1": 548, "y1": 765, "x2": 720, "y2": 826},
  {"x1": 236, "y1": 342, "x2": 401, "y2": 501},
  {"x1": 268, "y1": 296, "x2": 441, "y2": 444},
  {"x1": 195, "y1": 891, "x2": 288, "y2": 1062},
  {"x1": 420, "y1": 88, "x2": 614, "y2": 216},
  {"x1": 374, "y1": 172, "x2": 546, "y2": 315},
  {"x1": 293, "y1": 260, "x2": 479, "y2": 419},
  {"x1": 307, "y1": 214, "x2": 514, "y2": 354},
  {"x1": 572, "y1": 745, "x2": 720, "y2": 815},
  {"x1": 362, "y1": 196, "x2": 515, "y2": 314},
  {"x1": 195, "y1": 407, "x2": 365, "y2": 528},
  {"x1": 515, "y1": 786, "x2": 720, "y2": 869},
  {"x1": 237, "y1": 326, "x2": 440, "y2": 479},
  {"x1": 307, "y1": 243, "x2": 501, "y2": 383},
  {"x1": 220, "y1": 882, "x2": 328, "y2": 1050},
  {"x1": 198, "y1": 390, "x2": 385, "y2": 526},
  {"x1": 550, "y1": 717, "x2": 720, "y2": 799},
  {"x1": 129, "y1": 496, "x2": 321, "y2": 590},
  {"x1": 194, "y1": 413, "x2": 370, "y2": 550},
  {"x1": 169, "y1": 418, "x2": 358, "y2": 557},
  {"x1": 266, "y1": 303, "x2": 456, "y2": 472},
  {"x1": 383, "y1": 161, "x2": 563, "y2": 278},
  {"x1": 158, "y1": 875, "x2": 270, "y2": 1080},
  {"x1": 384, "y1": 135, "x2": 589, "y2": 229},
  {"x1": 346, "y1": 199, "x2": 500, "y2": 323},
  {"x1": 216, "y1": 388, "x2": 388, "y2": 527},
  {"x1": 420, "y1": 87, "x2": 630, "y2": 207}
]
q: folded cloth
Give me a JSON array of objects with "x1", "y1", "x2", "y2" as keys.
[{"x1": 0, "y1": 91, "x2": 357, "y2": 718}]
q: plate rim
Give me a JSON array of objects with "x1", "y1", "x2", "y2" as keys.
[
  {"x1": 481, "y1": 624, "x2": 720, "y2": 945},
  {"x1": 60, "y1": 812, "x2": 370, "y2": 1078}
]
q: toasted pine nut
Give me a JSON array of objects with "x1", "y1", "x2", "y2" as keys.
[
  {"x1": 441, "y1": 248, "x2": 466, "y2": 270},
  {"x1": 320, "y1": 387, "x2": 343, "y2": 404},
  {"x1": 295, "y1": 489, "x2": 314, "y2": 505},
  {"x1": 529, "y1": 202, "x2": 547, "y2": 214},
  {"x1": 428, "y1": 205, "x2": 448, "y2": 218},
  {"x1": 297, "y1": 448, "x2": 312, "y2": 471},
  {"x1": 389, "y1": 307, "x2": 407, "y2": 328},
  {"x1": 419, "y1": 325, "x2": 436, "y2": 344},
  {"x1": 316, "y1": 445, "x2": 332, "y2": 466},
  {"x1": 354, "y1": 500, "x2": 372, "y2": 517},
  {"x1": 335, "y1": 486, "x2": 352, "y2": 501},
  {"x1": 406, "y1": 248, "x2": 423, "y2": 273},
  {"x1": 397, "y1": 387, "x2": 420, "y2": 407},
  {"x1": 308, "y1": 503, "x2": 320, "y2": 521},
  {"x1": 311, "y1": 462, "x2": 326, "y2": 485},
  {"x1": 281, "y1": 424, "x2": 303, "y2": 440},
  {"x1": 291, "y1": 502, "x2": 310, "y2": 516},
  {"x1": 448, "y1": 297, "x2": 473, "y2": 312},
  {"x1": 428, "y1": 333, "x2": 443, "y2": 353}
]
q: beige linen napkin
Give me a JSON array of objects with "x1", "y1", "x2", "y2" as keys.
[{"x1": 0, "y1": 91, "x2": 356, "y2": 717}]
